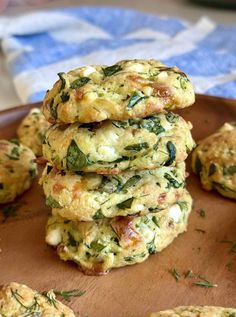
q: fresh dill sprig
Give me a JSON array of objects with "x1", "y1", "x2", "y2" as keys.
[
  {"x1": 196, "y1": 208, "x2": 206, "y2": 218},
  {"x1": 229, "y1": 241, "x2": 236, "y2": 253},
  {"x1": 184, "y1": 270, "x2": 193, "y2": 278},
  {"x1": 193, "y1": 277, "x2": 217, "y2": 288},
  {"x1": 195, "y1": 228, "x2": 206, "y2": 234},
  {"x1": 54, "y1": 289, "x2": 85, "y2": 302},
  {"x1": 170, "y1": 267, "x2": 180, "y2": 281},
  {"x1": 41, "y1": 291, "x2": 57, "y2": 308}
]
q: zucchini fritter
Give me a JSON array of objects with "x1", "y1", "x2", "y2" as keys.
[
  {"x1": 40, "y1": 163, "x2": 186, "y2": 221},
  {"x1": 0, "y1": 282, "x2": 75, "y2": 317},
  {"x1": 43, "y1": 59, "x2": 195, "y2": 124},
  {"x1": 17, "y1": 108, "x2": 50, "y2": 156},
  {"x1": 150, "y1": 306, "x2": 236, "y2": 317},
  {"x1": 46, "y1": 190, "x2": 192, "y2": 275},
  {"x1": 192, "y1": 122, "x2": 236, "y2": 199},
  {"x1": 43, "y1": 112, "x2": 195, "y2": 174},
  {"x1": 0, "y1": 140, "x2": 37, "y2": 204}
]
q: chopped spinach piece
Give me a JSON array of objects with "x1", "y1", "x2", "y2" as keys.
[
  {"x1": 1, "y1": 203, "x2": 20, "y2": 222},
  {"x1": 117, "y1": 197, "x2": 134, "y2": 209},
  {"x1": 194, "y1": 156, "x2": 202, "y2": 175},
  {"x1": 58, "y1": 72, "x2": 66, "y2": 90},
  {"x1": 153, "y1": 140, "x2": 160, "y2": 151},
  {"x1": 114, "y1": 116, "x2": 165, "y2": 134},
  {"x1": 141, "y1": 117, "x2": 165, "y2": 135},
  {"x1": 148, "y1": 235, "x2": 156, "y2": 254},
  {"x1": 50, "y1": 99, "x2": 57, "y2": 120},
  {"x1": 148, "y1": 207, "x2": 160, "y2": 213},
  {"x1": 122, "y1": 175, "x2": 141, "y2": 191},
  {"x1": 70, "y1": 77, "x2": 90, "y2": 89},
  {"x1": 93, "y1": 210, "x2": 105, "y2": 220},
  {"x1": 176, "y1": 201, "x2": 188, "y2": 211},
  {"x1": 102, "y1": 64, "x2": 122, "y2": 77},
  {"x1": 90, "y1": 241, "x2": 105, "y2": 252},
  {"x1": 179, "y1": 76, "x2": 189, "y2": 89},
  {"x1": 111, "y1": 156, "x2": 129, "y2": 163},
  {"x1": 152, "y1": 216, "x2": 160, "y2": 227},
  {"x1": 124, "y1": 256, "x2": 134, "y2": 262},
  {"x1": 165, "y1": 141, "x2": 176, "y2": 166},
  {"x1": 164, "y1": 173, "x2": 182, "y2": 188},
  {"x1": 29, "y1": 167, "x2": 37, "y2": 178},
  {"x1": 124, "y1": 253, "x2": 146, "y2": 261},
  {"x1": 9, "y1": 138, "x2": 20, "y2": 145},
  {"x1": 165, "y1": 112, "x2": 177, "y2": 123},
  {"x1": 127, "y1": 92, "x2": 148, "y2": 109},
  {"x1": 61, "y1": 91, "x2": 70, "y2": 102},
  {"x1": 68, "y1": 232, "x2": 77, "y2": 247},
  {"x1": 45, "y1": 195, "x2": 62, "y2": 209},
  {"x1": 142, "y1": 215, "x2": 149, "y2": 224},
  {"x1": 208, "y1": 163, "x2": 217, "y2": 176},
  {"x1": 223, "y1": 165, "x2": 236, "y2": 175},
  {"x1": 66, "y1": 140, "x2": 91, "y2": 171},
  {"x1": 101, "y1": 175, "x2": 122, "y2": 193},
  {"x1": 149, "y1": 124, "x2": 165, "y2": 135},
  {"x1": 7, "y1": 146, "x2": 20, "y2": 160},
  {"x1": 46, "y1": 165, "x2": 53, "y2": 174},
  {"x1": 112, "y1": 121, "x2": 128, "y2": 129},
  {"x1": 124, "y1": 142, "x2": 149, "y2": 151}
]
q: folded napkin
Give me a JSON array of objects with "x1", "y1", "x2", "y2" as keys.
[{"x1": 0, "y1": 6, "x2": 236, "y2": 103}]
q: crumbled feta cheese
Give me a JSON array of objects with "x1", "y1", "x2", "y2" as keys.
[
  {"x1": 82, "y1": 66, "x2": 96, "y2": 77},
  {"x1": 157, "y1": 71, "x2": 168, "y2": 79},
  {"x1": 143, "y1": 86, "x2": 153, "y2": 96},
  {"x1": 169, "y1": 204, "x2": 182, "y2": 223},
  {"x1": 46, "y1": 228, "x2": 62, "y2": 246},
  {"x1": 133, "y1": 204, "x2": 145, "y2": 212},
  {"x1": 98, "y1": 146, "x2": 117, "y2": 160}
]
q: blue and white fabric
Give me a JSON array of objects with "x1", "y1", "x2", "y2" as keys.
[{"x1": 0, "y1": 6, "x2": 236, "y2": 103}]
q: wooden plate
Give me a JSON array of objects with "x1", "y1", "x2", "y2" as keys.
[{"x1": 0, "y1": 94, "x2": 236, "y2": 317}]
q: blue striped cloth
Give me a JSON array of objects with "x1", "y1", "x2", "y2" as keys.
[{"x1": 0, "y1": 6, "x2": 236, "y2": 103}]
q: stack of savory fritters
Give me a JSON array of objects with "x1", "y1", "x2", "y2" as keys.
[{"x1": 40, "y1": 59, "x2": 195, "y2": 275}]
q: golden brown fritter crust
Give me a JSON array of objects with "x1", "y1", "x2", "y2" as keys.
[
  {"x1": 0, "y1": 282, "x2": 75, "y2": 316},
  {"x1": 46, "y1": 191, "x2": 192, "y2": 275},
  {"x1": 192, "y1": 122, "x2": 236, "y2": 199},
  {"x1": 0, "y1": 140, "x2": 37, "y2": 204},
  {"x1": 17, "y1": 108, "x2": 50, "y2": 156},
  {"x1": 40, "y1": 163, "x2": 186, "y2": 221},
  {"x1": 150, "y1": 306, "x2": 236, "y2": 317},
  {"x1": 43, "y1": 59, "x2": 195, "y2": 124},
  {"x1": 43, "y1": 112, "x2": 195, "y2": 174}
]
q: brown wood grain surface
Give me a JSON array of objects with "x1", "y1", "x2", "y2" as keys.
[{"x1": 0, "y1": 94, "x2": 236, "y2": 317}]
